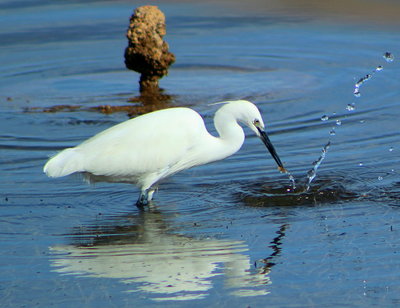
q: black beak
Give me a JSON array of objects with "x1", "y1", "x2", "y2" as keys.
[{"x1": 257, "y1": 127, "x2": 287, "y2": 173}]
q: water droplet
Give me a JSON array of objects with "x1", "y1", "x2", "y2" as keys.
[
  {"x1": 336, "y1": 119, "x2": 342, "y2": 126},
  {"x1": 383, "y1": 52, "x2": 394, "y2": 62},
  {"x1": 359, "y1": 120, "x2": 365, "y2": 123},
  {"x1": 375, "y1": 65, "x2": 383, "y2": 72},
  {"x1": 288, "y1": 173, "x2": 296, "y2": 191},
  {"x1": 363, "y1": 279, "x2": 367, "y2": 296},
  {"x1": 359, "y1": 162, "x2": 363, "y2": 166},
  {"x1": 346, "y1": 103, "x2": 355, "y2": 111},
  {"x1": 356, "y1": 75, "x2": 371, "y2": 85},
  {"x1": 321, "y1": 115, "x2": 329, "y2": 121},
  {"x1": 353, "y1": 73, "x2": 374, "y2": 97},
  {"x1": 378, "y1": 176, "x2": 383, "y2": 181},
  {"x1": 389, "y1": 147, "x2": 394, "y2": 152},
  {"x1": 329, "y1": 128, "x2": 336, "y2": 136}
]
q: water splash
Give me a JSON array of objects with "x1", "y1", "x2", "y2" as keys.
[
  {"x1": 353, "y1": 52, "x2": 394, "y2": 98},
  {"x1": 287, "y1": 172, "x2": 296, "y2": 191},
  {"x1": 280, "y1": 168, "x2": 296, "y2": 192},
  {"x1": 283, "y1": 52, "x2": 394, "y2": 195},
  {"x1": 353, "y1": 74, "x2": 372, "y2": 97},
  {"x1": 346, "y1": 103, "x2": 355, "y2": 111},
  {"x1": 383, "y1": 52, "x2": 394, "y2": 62},
  {"x1": 305, "y1": 141, "x2": 331, "y2": 191}
]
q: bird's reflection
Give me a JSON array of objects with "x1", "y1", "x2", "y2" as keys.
[{"x1": 50, "y1": 209, "x2": 287, "y2": 301}]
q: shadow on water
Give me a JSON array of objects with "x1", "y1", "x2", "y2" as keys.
[
  {"x1": 233, "y1": 174, "x2": 360, "y2": 207},
  {"x1": 25, "y1": 89, "x2": 177, "y2": 117},
  {"x1": 50, "y1": 209, "x2": 288, "y2": 300}
]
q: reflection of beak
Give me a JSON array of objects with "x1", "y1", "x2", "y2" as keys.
[{"x1": 257, "y1": 127, "x2": 287, "y2": 173}]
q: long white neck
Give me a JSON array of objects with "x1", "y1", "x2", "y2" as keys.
[
  {"x1": 178, "y1": 102, "x2": 257, "y2": 170},
  {"x1": 209, "y1": 107, "x2": 245, "y2": 160},
  {"x1": 186, "y1": 100, "x2": 263, "y2": 169}
]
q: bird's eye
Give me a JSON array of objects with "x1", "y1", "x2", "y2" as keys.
[{"x1": 253, "y1": 119, "x2": 261, "y2": 127}]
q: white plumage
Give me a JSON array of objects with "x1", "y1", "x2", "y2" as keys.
[{"x1": 44, "y1": 100, "x2": 285, "y2": 205}]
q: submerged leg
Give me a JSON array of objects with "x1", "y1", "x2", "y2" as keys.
[
  {"x1": 136, "y1": 190, "x2": 149, "y2": 207},
  {"x1": 136, "y1": 187, "x2": 157, "y2": 207},
  {"x1": 147, "y1": 187, "x2": 157, "y2": 202},
  {"x1": 136, "y1": 177, "x2": 159, "y2": 207}
]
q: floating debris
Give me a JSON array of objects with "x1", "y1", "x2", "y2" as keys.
[{"x1": 24, "y1": 102, "x2": 171, "y2": 117}]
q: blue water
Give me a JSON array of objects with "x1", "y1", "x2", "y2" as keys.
[{"x1": 1, "y1": 0, "x2": 400, "y2": 307}]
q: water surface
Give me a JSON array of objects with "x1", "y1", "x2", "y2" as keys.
[{"x1": 1, "y1": 0, "x2": 400, "y2": 307}]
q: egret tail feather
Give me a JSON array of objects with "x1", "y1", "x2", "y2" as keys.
[{"x1": 44, "y1": 148, "x2": 83, "y2": 178}]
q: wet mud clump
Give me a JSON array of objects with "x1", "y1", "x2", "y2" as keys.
[{"x1": 124, "y1": 5, "x2": 175, "y2": 95}]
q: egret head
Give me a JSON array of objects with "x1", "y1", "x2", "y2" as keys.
[{"x1": 214, "y1": 100, "x2": 287, "y2": 173}]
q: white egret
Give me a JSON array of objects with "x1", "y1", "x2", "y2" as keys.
[{"x1": 44, "y1": 100, "x2": 286, "y2": 205}]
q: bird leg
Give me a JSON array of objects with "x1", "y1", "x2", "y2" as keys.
[
  {"x1": 147, "y1": 187, "x2": 157, "y2": 201},
  {"x1": 136, "y1": 190, "x2": 149, "y2": 207},
  {"x1": 136, "y1": 188, "x2": 157, "y2": 207}
]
